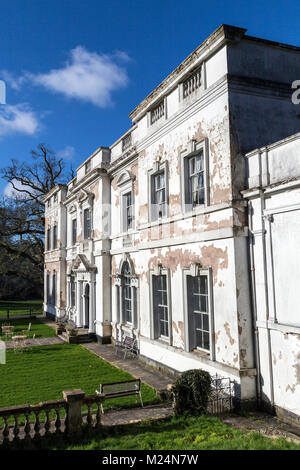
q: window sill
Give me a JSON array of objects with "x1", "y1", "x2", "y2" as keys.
[
  {"x1": 153, "y1": 336, "x2": 170, "y2": 346},
  {"x1": 182, "y1": 204, "x2": 207, "y2": 218},
  {"x1": 150, "y1": 216, "x2": 168, "y2": 225},
  {"x1": 192, "y1": 348, "x2": 210, "y2": 358}
]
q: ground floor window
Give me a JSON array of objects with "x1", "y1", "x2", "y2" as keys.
[
  {"x1": 115, "y1": 258, "x2": 138, "y2": 329},
  {"x1": 122, "y1": 261, "x2": 132, "y2": 324},
  {"x1": 187, "y1": 271, "x2": 211, "y2": 352},
  {"x1": 46, "y1": 273, "x2": 50, "y2": 304},
  {"x1": 52, "y1": 272, "x2": 56, "y2": 306},
  {"x1": 152, "y1": 273, "x2": 169, "y2": 339},
  {"x1": 70, "y1": 277, "x2": 76, "y2": 307}
]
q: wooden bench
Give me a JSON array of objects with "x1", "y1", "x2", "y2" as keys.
[
  {"x1": 96, "y1": 378, "x2": 143, "y2": 413},
  {"x1": 115, "y1": 335, "x2": 139, "y2": 359}
]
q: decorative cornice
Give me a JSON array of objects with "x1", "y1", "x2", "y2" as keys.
[{"x1": 128, "y1": 24, "x2": 246, "y2": 122}]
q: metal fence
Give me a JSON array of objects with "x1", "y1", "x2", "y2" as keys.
[
  {"x1": 0, "y1": 307, "x2": 42, "y2": 320},
  {"x1": 207, "y1": 375, "x2": 236, "y2": 415}
]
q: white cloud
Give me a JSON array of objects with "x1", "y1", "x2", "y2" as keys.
[
  {"x1": 0, "y1": 70, "x2": 25, "y2": 91},
  {"x1": 3, "y1": 179, "x2": 32, "y2": 199},
  {"x1": 29, "y1": 46, "x2": 130, "y2": 107},
  {"x1": 0, "y1": 104, "x2": 39, "y2": 138},
  {"x1": 57, "y1": 145, "x2": 75, "y2": 160}
]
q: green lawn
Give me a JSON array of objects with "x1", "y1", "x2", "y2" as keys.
[
  {"x1": 0, "y1": 343, "x2": 157, "y2": 412},
  {"x1": 0, "y1": 317, "x2": 55, "y2": 341},
  {"x1": 59, "y1": 415, "x2": 300, "y2": 451},
  {"x1": 0, "y1": 300, "x2": 43, "y2": 317}
]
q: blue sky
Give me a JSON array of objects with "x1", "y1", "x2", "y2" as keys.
[{"x1": 0, "y1": 0, "x2": 299, "y2": 195}]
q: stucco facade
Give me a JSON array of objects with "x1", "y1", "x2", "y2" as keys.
[
  {"x1": 44, "y1": 25, "x2": 300, "y2": 421},
  {"x1": 242, "y1": 132, "x2": 300, "y2": 424}
]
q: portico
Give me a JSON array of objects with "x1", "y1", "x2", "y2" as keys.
[{"x1": 67, "y1": 254, "x2": 97, "y2": 334}]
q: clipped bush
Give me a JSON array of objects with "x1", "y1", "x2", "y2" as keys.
[{"x1": 171, "y1": 369, "x2": 212, "y2": 416}]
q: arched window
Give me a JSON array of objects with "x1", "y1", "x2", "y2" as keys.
[{"x1": 122, "y1": 261, "x2": 132, "y2": 324}]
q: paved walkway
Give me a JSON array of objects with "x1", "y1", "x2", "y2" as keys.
[
  {"x1": 83, "y1": 342, "x2": 174, "y2": 392},
  {"x1": 5, "y1": 336, "x2": 63, "y2": 350},
  {"x1": 221, "y1": 411, "x2": 300, "y2": 443},
  {"x1": 101, "y1": 403, "x2": 173, "y2": 427}
]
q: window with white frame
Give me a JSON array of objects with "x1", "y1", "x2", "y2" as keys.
[
  {"x1": 83, "y1": 208, "x2": 92, "y2": 239},
  {"x1": 53, "y1": 225, "x2": 57, "y2": 249},
  {"x1": 151, "y1": 171, "x2": 166, "y2": 221},
  {"x1": 184, "y1": 267, "x2": 213, "y2": 355},
  {"x1": 46, "y1": 272, "x2": 50, "y2": 304},
  {"x1": 72, "y1": 218, "x2": 77, "y2": 245},
  {"x1": 122, "y1": 261, "x2": 132, "y2": 324},
  {"x1": 188, "y1": 153, "x2": 205, "y2": 206},
  {"x1": 46, "y1": 227, "x2": 51, "y2": 251},
  {"x1": 152, "y1": 274, "x2": 169, "y2": 339},
  {"x1": 52, "y1": 271, "x2": 56, "y2": 306},
  {"x1": 181, "y1": 140, "x2": 209, "y2": 212},
  {"x1": 123, "y1": 191, "x2": 133, "y2": 232},
  {"x1": 114, "y1": 257, "x2": 138, "y2": 329}
]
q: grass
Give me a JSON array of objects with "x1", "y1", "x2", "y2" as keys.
[
  {"x1": 57, "y1": 414, "x2": 300, "y2": 451},
  {"x1": 0, "y1": 343, "x2": 157, "y2": 411},
  {"x1": 0, "y1": 317, "x2": 56, "y2": 341},
  {"x1": 0, "y1": 299, "x2": 43, "y2": 317}
]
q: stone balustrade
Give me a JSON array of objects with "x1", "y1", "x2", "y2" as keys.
[{"x1": 0, "y1": 389, "x2": 104, "y2": 447}]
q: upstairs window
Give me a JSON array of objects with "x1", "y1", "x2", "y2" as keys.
[
  {"x1": 181, "y1": 140, "x2": 209, "y2": 212},
  {"x1": 123, "y1": 192, "x2": 133, "y2": 232},
  {"x1": 46, "y1": 227, "x2": 51, "y2": 251},
  {"x1": 83, "y1": 208, "x2": 92, "y2": 239},
  {"x1": 152, "y1": 171, "x2": 166, "y2": 220},
  {"x1": 188, "y1": 152, "x2": 205, "y2": 207},
  {"x1": 72, "y1": 218, "x2": 77, "y2": 246},
  {"x1": 53, "y1": 225, "x2": 57, "y2": 249}
]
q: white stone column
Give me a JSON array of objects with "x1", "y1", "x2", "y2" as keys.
[
  {"x1": 77, "y1": 279, "x2": 83, "y2": 327},
  {"x1": 67, "y1": 280, "x2": 70, "y2": 308},
  {"x1": 89, "y1": 278, "x2": 96, "y2": 334}
]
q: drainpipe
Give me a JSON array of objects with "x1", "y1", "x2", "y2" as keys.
[
  {"x1": 262, "y1": 210, "x2": 275, "y2": 410},
  {"x1": 248, "y1": 200, "x2": 262, "y2": 406}
]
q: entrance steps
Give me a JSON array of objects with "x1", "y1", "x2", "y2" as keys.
[{"x1": 59, "y1": 328, "x2": 96, "y2": 344}]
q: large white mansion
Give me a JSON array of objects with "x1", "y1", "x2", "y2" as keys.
[{"x1": 43, "y1": 25, "x2": 300, "y2": 425}]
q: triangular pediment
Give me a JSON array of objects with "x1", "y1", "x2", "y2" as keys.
[{"x1": 72, "y1": 254, "x2": 97, "y2": 272}]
